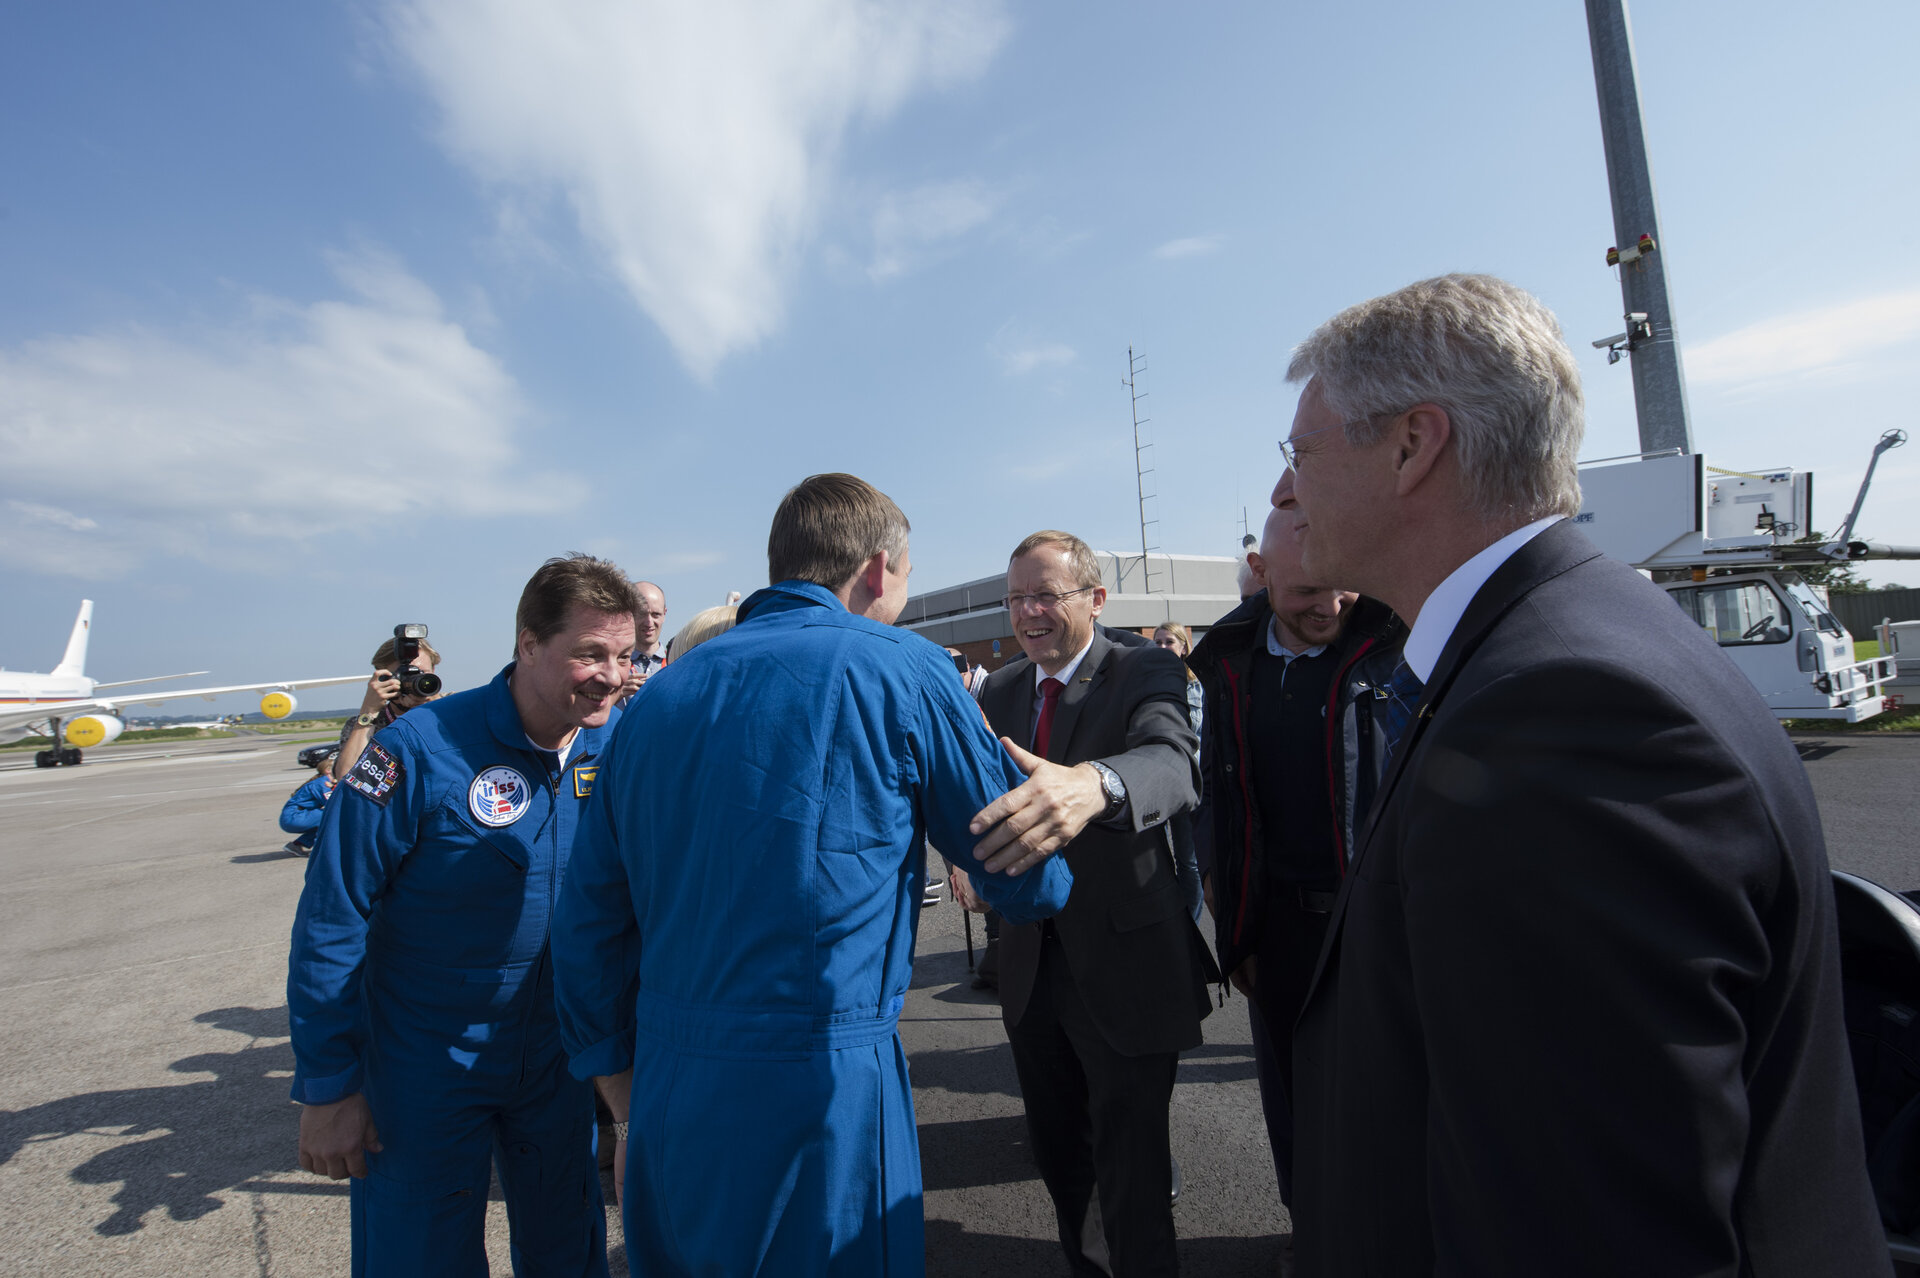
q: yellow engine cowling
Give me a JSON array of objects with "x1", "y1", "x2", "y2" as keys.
[
  {"x1": 260, "y1": 691, "x2": 298, "y2": 720},
  {"x1": 65, "y1": 715, "x2": 126, "y2": 747}
]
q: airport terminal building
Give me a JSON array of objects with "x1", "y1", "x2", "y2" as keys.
[{"x1": 896, "y1": 550, "x2": 1244, "y2": 671}]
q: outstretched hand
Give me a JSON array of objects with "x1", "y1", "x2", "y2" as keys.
[
  {"x1": 969, "y1": 738, "x2": 1106, "y2": 876},
  {"x1": 948, "y1": 865, "x2": 989, "y2": 913}
]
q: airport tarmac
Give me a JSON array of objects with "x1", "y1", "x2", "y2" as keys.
[{"x1": 0, "y1": 732, "x2": 1913, "y2": 1275}]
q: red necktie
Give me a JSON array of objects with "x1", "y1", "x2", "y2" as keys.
[{"x1": 1033, "y1": 677, "x2": 1064, "y2": 757}]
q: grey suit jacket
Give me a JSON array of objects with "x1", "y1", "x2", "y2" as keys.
[{"x1": 981, "y1": 630, "x2": 1217, "y2": 1056}]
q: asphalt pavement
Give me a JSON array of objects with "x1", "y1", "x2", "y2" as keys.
[{"x1": 0, "y1": 731, "x2": 1912, "y2": 1275}]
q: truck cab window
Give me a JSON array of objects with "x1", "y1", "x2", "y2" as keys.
[{"x1": 1670, "y1": 581, "x2": 1792, "y2": 646}]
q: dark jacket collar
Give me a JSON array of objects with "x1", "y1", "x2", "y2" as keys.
[
  {"x1": 990, "y1": 627, "x2": 1115, "y2": 762},
  {"x1": 1189, "y1": 591, "x2": 1403, "y2": 676},
  {"x1": 1419, "y1": 519, "x2": 1604, "y2": 708}
]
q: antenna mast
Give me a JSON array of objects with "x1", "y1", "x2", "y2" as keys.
[
  {"x1": 1586, "y1": 0, "x2": 1695, "y2": 456},
  {"x1": 1123, "y1": 346, "x2": 1161, "y2": 594}
]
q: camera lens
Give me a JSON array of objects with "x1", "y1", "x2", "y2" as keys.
[{"x1": 414, "y1": 672, "x2": 443, "y2": 697}]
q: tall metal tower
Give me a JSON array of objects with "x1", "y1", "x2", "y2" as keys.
[
  {"x1": 1123, "y1": 346, "x2": 1162, "y2": 594},
  {"x1": 1587, "y1": 0, "x2": 1695, "y2": 457}
]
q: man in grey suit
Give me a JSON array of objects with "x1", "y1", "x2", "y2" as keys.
[
  {"x1": 966, "y1": 529, "x2": 1215, "y2": 1277},
  {"x1": 1274, "y1": 274, "x2": 1887, "y2": 1276}
]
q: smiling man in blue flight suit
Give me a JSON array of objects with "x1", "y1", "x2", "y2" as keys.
[
  {"x1": 289, "y1": 554, "x2": 638, "y2": 1277},
  {"x1": 551, "y1": 474, "x2": 1075, "y2": 1276}
]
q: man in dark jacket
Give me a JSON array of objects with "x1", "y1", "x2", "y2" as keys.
[
  {"x1": 1278, "y1": 273, "x2": 1886, "y2": 1277},
  {"x1": 1189, "y1": 505, "x2": 1406, "y2": 1221}
]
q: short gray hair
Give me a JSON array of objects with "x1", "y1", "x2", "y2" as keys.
[{"x1": 1286, "y1": 274, "x2": 1585, "y2": 522}]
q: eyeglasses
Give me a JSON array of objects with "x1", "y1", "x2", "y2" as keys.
[
  {"x1": 1003, "y1": 587, "x2": 1096, "y2": 611},
  {"x1": 1277, "y1": 411, "x2": 1398, "y2": 470}
]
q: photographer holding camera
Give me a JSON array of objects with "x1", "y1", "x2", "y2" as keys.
[{"x1": 330, "y1": 630, "x2": 444, "y2": 782}]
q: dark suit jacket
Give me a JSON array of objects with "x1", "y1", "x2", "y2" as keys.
[
  {"x1": 1292, "y1": 520, "x2": 1887, "y2": 1278},
  {"x1": 981, "y1": 630, "x2": 1217, "y2": 1057}
]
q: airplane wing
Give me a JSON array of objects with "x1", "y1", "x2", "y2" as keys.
[{"x1": 0, "y1": 676, "x2": 367, "y2": 736}]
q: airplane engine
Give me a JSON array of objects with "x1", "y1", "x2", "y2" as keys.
[
  {"x1": 65, "y1": 715, "x2": 126, "y2": 747},
  {"x1": 260, "y1": 691, "x2": 298, "y2": 720}
]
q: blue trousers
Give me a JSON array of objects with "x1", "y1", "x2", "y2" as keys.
[{"x1": 349, "y1": 1040, "x2": 608, "y2": 1277}]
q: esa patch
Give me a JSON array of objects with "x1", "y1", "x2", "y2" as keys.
[
  {"x1": 572, "y1": 766, "x2": 597, "y2": 799},
  {"x1": 343, "y1": 741, "x2": 403, "y2": 806},
  {"x1": 469, "y1": 766, "x2": 532, "y2": 827}
]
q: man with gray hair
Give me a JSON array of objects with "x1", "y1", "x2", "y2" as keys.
[{"x1": 1274, "y1": 274, "x2": 1885, "y2": 1276}]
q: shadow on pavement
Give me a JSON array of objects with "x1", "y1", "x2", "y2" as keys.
[
  {"x1": 924, "y1": 1216, "x2": 1059, "y2": 1276},
  {"x1": 917, "y1": 1112, "x2": 1034, "y2": 1193},
  {"x1": 907, "y1": 1042, "x2": 1022, "y2": 1100},
  {"x1": 1179, "y1": 1232, "x2": 1294, "y2": 1276},
  {"x1": 231, "y1": 849, "x2": 304, "y2": 864},
  {"x1": 0, "y1": 1004, "x2": 328, "y2": 1237},
  {"x1": 1796, "y1": 739, "x2": 1852, "y2": 762}
]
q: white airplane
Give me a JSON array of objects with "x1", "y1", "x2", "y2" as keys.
[{"x1": 1, "y1": 600, "x2": 364, "y2": 768}]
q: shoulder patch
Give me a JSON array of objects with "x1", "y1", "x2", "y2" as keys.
[
  {"x1": 342, "y1": 741, "x2": 404, "y2": 807},
  {"x1": 572, "y1": 766, "x2": 598, "y2": 800}
]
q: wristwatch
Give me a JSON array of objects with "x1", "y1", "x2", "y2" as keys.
[
  {"x1": 355, "y1": 712, "x2": 382, "y2": 727},
  {"x1": 1087, "y1": 760, "x2": 1127, "y2": 820}
]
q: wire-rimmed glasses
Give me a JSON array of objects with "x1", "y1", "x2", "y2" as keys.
[{"x1": 1003, "y1": 587, "x2": 1096, "y2": 612}]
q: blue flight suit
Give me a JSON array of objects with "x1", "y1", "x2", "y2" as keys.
[
  {"x1": 280, "y1": 773, "x2": 337, "y2": 849},
  {"x1": 551, "y1": 581, "x2": 1074, "y2": 1277},
  {"x1": 289, "y1": 664, "x2": 612, "y2": 1278}
]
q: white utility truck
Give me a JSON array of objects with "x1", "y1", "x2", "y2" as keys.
[{"x1": 1575, "y1": 430, "x2": 1913, "y2": 722}]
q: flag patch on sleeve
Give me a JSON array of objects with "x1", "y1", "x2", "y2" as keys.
[{"x1": 343, "y1": 741, "x2": 403, "y2": 806}]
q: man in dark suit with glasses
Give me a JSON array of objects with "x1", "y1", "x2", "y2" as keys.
[{"x1": 964, "y1": 528, "x2": 1215, "y2": 1278}]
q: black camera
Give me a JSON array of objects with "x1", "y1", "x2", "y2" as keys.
[{"x1": 391, "y1": 624, "x2": 444, "y2": 698}]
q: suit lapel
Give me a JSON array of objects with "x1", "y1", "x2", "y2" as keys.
[
  {"x1": 1307, "y1": 520, "x2": 1605, "y2": 992},
  {"x1": 985, "y1": 662, "x2": 1036, "y2": 746},
  {"x1": 1044, "y1": 632, "x2": 1110, "y2": 763}
]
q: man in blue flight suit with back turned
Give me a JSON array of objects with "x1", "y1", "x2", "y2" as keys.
[
  {"x1": 551, "y1": 473, "x2": 1075, "y2": 1276},
  {"x1": 289, "y1": 554, "x2": 639, "y2": 1277}
]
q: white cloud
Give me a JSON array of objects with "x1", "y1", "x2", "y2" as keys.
[
  {"x1": 8, "y1": 501, "x2": 97, "y2": 532},
  {"x1": 1000, "y1": 343, "x2": 1076, "y2": 376},
  {"x1": 380, "y1": 0, "x2": 1009, "y2": 378},
  {"x1": 868, "y1": 181, "x2": 998, "y2": 281},
  {"x1": 0, "y1": 251, "x2": 575, "y2": 578},
  {"x1": 988, "y1": 322, "x2": 1075, "y2": 376},
  {"x1": 1687, "y1": 289, "x2": 1920, "y2": 388},
  {"x1": 1153, "y1": 233, "x2": 1223, "y2": 260}
]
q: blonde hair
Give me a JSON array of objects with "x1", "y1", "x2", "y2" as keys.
[
  {"x1": 1154, "y1": 623, "x2": 1199, "y2": 682},
  {"x1": 666, "y1": 606, "x2": 739, "y2": 661}
]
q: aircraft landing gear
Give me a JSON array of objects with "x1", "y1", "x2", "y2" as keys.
[{"x1": 32, "y1": 718, "x2": 84, "y2": 767}]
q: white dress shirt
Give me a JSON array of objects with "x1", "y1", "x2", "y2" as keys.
[
  {"x1": 1028, "y1": 636, "x2": 1095, "y2": 740},
  {"x1": 1402, "y1": 515, "x2": 1564, "y2": 684}
]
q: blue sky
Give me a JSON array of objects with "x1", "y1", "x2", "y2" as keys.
[{"x1": 4, "y1": 1, "x2": 1917, "y2": 712}]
